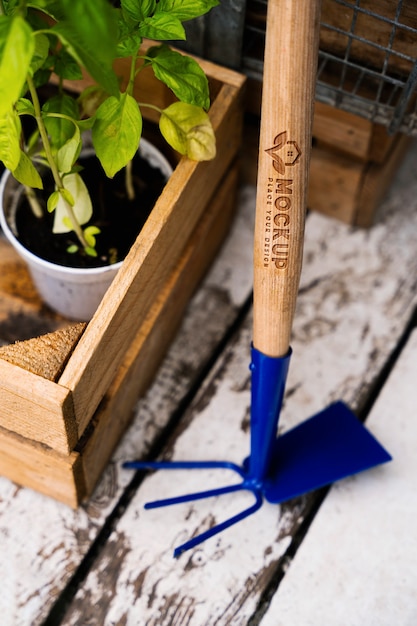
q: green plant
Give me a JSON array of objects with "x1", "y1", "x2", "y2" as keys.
[{"x1": 0, "y1": 0, "x2": 218, "y2": 257}]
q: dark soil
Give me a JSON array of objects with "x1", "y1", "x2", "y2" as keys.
[{"x1": 14, "y1": 149, "x2": 168, "y2": 269}]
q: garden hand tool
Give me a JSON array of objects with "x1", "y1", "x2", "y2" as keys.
[{"x1": 124, "y1": 0, "x2": 391, "y2": 558}]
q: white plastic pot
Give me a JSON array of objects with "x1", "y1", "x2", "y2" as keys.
[{"x1": 0, "y1": 139, "x2": 173, "y2": 321}]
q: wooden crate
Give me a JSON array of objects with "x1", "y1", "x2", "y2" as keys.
[{"x1": 0, "y1": 45, "x2": 246, "y2": 505}]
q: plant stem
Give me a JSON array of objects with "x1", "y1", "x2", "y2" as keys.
[
  {"x1": 138, "y1": 102, "x2": 163, "y2": 115},
  {"x1": 26, "y1": 75, "x2": 89, "y2": 249},
  {"x1": 24, "y1": 185, "x2": 43, "y2": 218},
  {"x1": 126, "y1": 51, "x2": 139, "y2": 97},
  {"x1": 122, "y1": 51, "x2": 139, "y2": 201},
  {"x1": 125, "y1": 159, "x2": 135, "y2": 201}
]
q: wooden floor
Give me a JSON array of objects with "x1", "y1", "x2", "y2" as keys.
[{"x1": 1, "y1": 139, "x2": 417, "y2": 625}]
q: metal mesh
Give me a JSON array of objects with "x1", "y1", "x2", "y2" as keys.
[{"x1": 242, "y1": 0, "x2": 417, "y2": 135}]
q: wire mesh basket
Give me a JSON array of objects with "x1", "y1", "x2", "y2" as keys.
[{"x1": 243, "y1": 0, "x2": 417, "y2": 135}]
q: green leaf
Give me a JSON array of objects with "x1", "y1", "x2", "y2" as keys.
[
  {"x1": 32, "y1": 68, "x2": 52, "y2": 89},
  {"x1": 30, "y1": 33, "x2": 49, "y2": 74},
  {"x1": 115, "y1": 17, "x2": 143, "y2": 58},
  {"x1": 56, "y1": 126, "x2": 82, "y2": 173},
  {"x1": 84, "y1": 225, "x2": 101, "y2": 236},
  {"x1": 85, "y1": 246, "x2": 98, "y2": 258},
  {"x1": 52, "y1": 22, "x2": 119, "y2": 97},
  {"x1": 138, "y1": 14, "x2": 185, "y2": 41},
  {"x1": 42, "y1": 93, "x2": 79, "y2": 149},
  {"x1": 76, "y1": 117, "x2": 96, "y2": 131},
  {"x1": 121, "y1": 0, "x2": 156, "y2": 23},
  {"x1": 92, "y1": 92, "x2": 142, "y2": 178},
  {"x1": 0, "y1": 109, "x2": 21, "y2": 171},
  {"x1": 83, "y1": 225, "x2": 101, "y2": 248},
  {"x1": 53, "y1": 173, "x2": 92, "y2": 233},
  {"x1": 148, "y1": 45, "x2": 210, "y2": 109},
  {"x1": 47, "y1": 190, "x2": 60, "y2": 212},
  {"x1": 58, "y1": 0, "x2": 118, "y2": 67},
  {"x1": 3, "y1": 0, "x2": 20, "y2": 16},
  {"x1": 53, "y1": 48, "x2": 83, "y2": 81},
  {"x1": 67, "y1": 244, "x2": 79, "y2": 254},
  {"x1": 16, "y1": 97, "x2": 35, "y2": 117},
  {"x1": 60, "y1": 187, "x2": 75, "y2": 206},
  {"x1": 159, "y1": 102, "x2": 216, "y2": 161},
  {"x1": 0, "y1": 16, "x2": 35, "y2": 116},
  {"x1": 13, "y1": 151, "x2": 43, "y2": 188},
  {"x1": 156, "y1": 0, "x2": 219, "y2": 21}
]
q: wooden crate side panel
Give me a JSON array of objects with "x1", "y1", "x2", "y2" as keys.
[
  {"x1": 355, "y1": 134, "x2": 412, "y2": 227},
  {"x1": 313, "y1": 103, "x2": 397, "y2": 164},
  {"x1": 0, "y1": 428, "x2": 83, "y2": 507},
  {"x1": 0, "y1": 360, "x2": 77, "y2": 453},
  {"x1": 313, "y1": 101, "x2": 372, "y2": 160},
  {"x1": 59, "y1": 79, "x2": 245, "y2": 438},
  {"x1": 80, "y1": 166, "x2": 239, "y2": 497},
  {"x1": 309, "y1": 135, "x2": 412, "y2": 226},
  {"x1": 308, "y1": 144, "x2": 364, "y2": 224}
]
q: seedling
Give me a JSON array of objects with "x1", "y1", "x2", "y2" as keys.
[{"x1": 0, "y1": 0, "x2": 218, "y2": 258}]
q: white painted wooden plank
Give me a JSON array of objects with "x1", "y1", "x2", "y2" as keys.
[
  {"x1": 59, "y1": 144, "x2": 417, "y2": 625},
  {"x1": 0, "y1": 186, "x2": 256, "y2": 626},
  {"x1": 259, "y1": 328, "x2": 417, "y2": 626}
]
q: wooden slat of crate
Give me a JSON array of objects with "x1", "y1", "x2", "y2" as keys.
[
  {"x1": 0, "y1": 164, "x2": 238, "y2": 506},
  {"x1": 59, "y1": 70, "x2": 245, "y2": 440},
  {"x1": 0, "y1": 360, "x2": 77, "y2": 453},
  {"x1": 355, "y1": 133, "x2": 412, "y2": 227},
  {"x1": 308, "y1": 133, "x2": 411, "y2": 226},
  {"x1": 0, "y1": 430, "x2": 84, "y2": 507},
  {"x1": 313, "y1": 101, "x2": 396, "y2": 163}
]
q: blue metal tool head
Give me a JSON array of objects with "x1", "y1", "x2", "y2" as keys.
[
  {"x1": 263, "y1": 400, "x2": 392, "y2": 503},
  {"x1": 123, "y1": 347, "x2": 391, "y2": 558}
]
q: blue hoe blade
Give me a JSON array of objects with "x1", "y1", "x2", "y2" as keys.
[
  {"x1": 263, "y1": 401, "x2": 392, "y2": 503},
  {"x1": 123, "y1": 344, "x2": 392, "y2": 558}
]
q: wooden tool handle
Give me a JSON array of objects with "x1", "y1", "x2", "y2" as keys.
[{"x1": 253, "y1": 0, "x2": 322, "y2": 357}]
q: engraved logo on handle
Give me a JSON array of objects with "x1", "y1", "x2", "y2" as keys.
[
  {"x1": 262, "y1": 131, "x2": 302, "y2": 270},
  {"x1": 265, "y1": 131, "x2": 301, "y2": 174}
]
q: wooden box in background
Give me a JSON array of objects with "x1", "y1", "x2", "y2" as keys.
[{"x1": 242, "y1": 0, "x2": 415, "y2": 227}]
